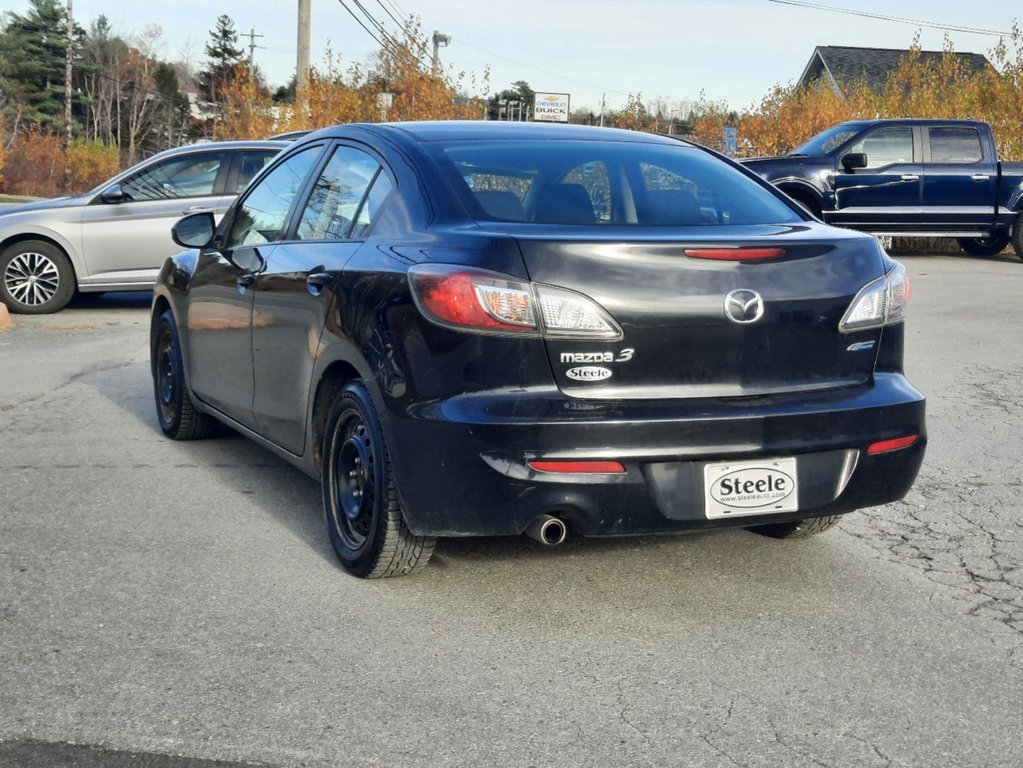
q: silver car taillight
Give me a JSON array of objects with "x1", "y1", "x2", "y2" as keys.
[{"x1": 839, "y1": 262, "x2": 909, "y2": 332}]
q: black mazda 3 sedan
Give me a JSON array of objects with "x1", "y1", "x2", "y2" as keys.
[{"x1": 150, "y1": 121, "x2": 925, "y2": 578}]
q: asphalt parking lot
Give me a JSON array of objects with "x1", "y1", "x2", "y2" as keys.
[{"x1": 1, "y1": 252, "x2": 1021, "y2": 767}]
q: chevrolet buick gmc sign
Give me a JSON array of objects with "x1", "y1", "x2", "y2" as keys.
[{"x1": 534, "y1": 92, "x2": 571, "y2": 123}]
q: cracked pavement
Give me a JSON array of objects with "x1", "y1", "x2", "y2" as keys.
[{"x1": 2, "y1": 256, "x2": 1023, "y2": 768}]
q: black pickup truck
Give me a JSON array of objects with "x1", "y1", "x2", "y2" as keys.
[{"x1": 742, "y1": 119, "x2": 1023, "y2": 259}]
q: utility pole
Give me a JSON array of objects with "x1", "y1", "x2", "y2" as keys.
[
  {"x1": 63, "y1": 0, "x2": 73, "y2": 185},
  {"x1": 431, "y1": 30, "x2": 450, "y2": 77},
  {"x1": 244, "y1": 27, "x2": 264, "y2": 82},
  {"x1": 599, "y1": 92, "x2": 605, "y2": 127},
  {"x1": 297, "y1": 0, "x2": 311, "y2": 108}
]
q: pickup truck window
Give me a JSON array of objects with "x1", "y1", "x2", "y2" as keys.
[
  {"x1": 847, "y1": 128, "x2": 914, "y2": 169},
  {"x1": 790, "y1": 125, "x2": 861, "y2": 156},
  {"x1": 928, "y1": 127, "x2": 983, "y2": 163}
]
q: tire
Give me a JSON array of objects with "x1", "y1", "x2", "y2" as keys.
[
  {"x1": 151, "y1": 308, "x2": 214, "y2": 440},
  {"x1": 322, "y1": 381, "x2": 435, "y2": 578},
  {"x1": 957, "y1": 235, "x2": 1010, "y2": 257},
  {"x1": 1012, "y1": 220, "x2": 1023, "y2": 262},
  {"x1": 0, "y1": 239, "x2": 76, "y2": 314},
  {"x1": 747, "y1": 515, "x2": 841, "y2": 539}
]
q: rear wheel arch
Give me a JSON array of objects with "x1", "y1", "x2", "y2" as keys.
[{"x1": 311, "y1": 361, "x2": 363, "y2": 473}]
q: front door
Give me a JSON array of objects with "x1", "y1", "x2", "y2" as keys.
[
  {"x1": 186, "y1": 145, "x2": 324, "y2": 428},
  {"x1": 827, "y1": 126, "x2": 922, "y2": 232}
]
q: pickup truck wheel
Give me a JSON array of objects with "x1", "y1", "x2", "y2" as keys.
[
  {"x1": 957, "y1": 235, "x2": 1010, "y2": 257},
  {"x1": 322, "y1": 381, "x2": 435, "y2": 578},
  {"x1": 1012, "y1": 222, "x2": 1023, "y2": 261}
]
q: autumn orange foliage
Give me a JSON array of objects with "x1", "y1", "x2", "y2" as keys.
[
  {"x1": 219, "y1": 19, "x2": 487, "y2": 139},
  {"x1": 0, "y1": 131, "x2": 119, "y2": 197},
  {"x1": 691, "y1": 31, "x2": 1023, "y2": 160}
]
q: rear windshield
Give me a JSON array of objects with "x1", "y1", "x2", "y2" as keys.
[{"x1": 433, "y1": 140, "x2": 803, "y2": 226}]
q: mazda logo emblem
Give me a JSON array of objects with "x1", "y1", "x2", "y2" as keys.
[{"x1": 723, "y1": 289, "x2": 765, "y2": 324}]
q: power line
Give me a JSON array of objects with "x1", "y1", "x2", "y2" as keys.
[
  {"x1": 451, "y1": 38, "x2": 631, "y2": 97},
  {"x1": 373, "y1": 0, "x2": 406, "y2": 31},
  {"x1": 768, "y1": 0, "x2": 1012, "y2": 36}
]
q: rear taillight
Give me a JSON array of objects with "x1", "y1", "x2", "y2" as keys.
[
  {"x1": 839, "y1": 262, "x2": 909, "y2": 332},
  {"x1": 409, "y1": 265, "x2": 622, "y2": 339}
]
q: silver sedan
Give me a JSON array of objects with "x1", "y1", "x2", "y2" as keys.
[{"x1": 0, "y1": 139, "x2": 287, "y2": 313}]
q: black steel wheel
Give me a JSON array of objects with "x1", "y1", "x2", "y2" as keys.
[
  {"x1": 748, "y1": 515, "x2": 841, "y2": 539},
  {"x1": 151, "y1": 308, "x2": 214, "y2": 439},
  {"x1": 957, "y1": 235, "x2": 1010, "y2": 257},
  {"x1": 322, "y1": 381, "x2": 435, "y2": 578},
  {"x1": 0, "y1": 240, "x2": 76, "y2": 314}
]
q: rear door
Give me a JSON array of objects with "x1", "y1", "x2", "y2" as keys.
[
  {"x1": 921, "y1": 125, "x2": 997, "y2": 228},
  {"x1": 827, "y1": 125, "x2": 923, "y2": 231},
  {"x1": 250, "y1": 143, "x2": 393, "y2": 454}
]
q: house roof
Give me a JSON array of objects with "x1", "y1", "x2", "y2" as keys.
[{"x1": 798, "y1": 45, "x2": 993, "y2": 95}]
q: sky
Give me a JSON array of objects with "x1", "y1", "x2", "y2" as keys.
[{"x1": 8, "y1": 0, "x2": 1021, "y2": 113}]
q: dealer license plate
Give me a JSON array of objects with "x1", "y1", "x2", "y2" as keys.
[{"x1": 704, "y1": 457, "x2": 799, "y2": 519}]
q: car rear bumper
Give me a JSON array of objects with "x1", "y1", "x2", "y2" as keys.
[{"x1": 384, "y1": 373, "x2": 926, "y2": 537}]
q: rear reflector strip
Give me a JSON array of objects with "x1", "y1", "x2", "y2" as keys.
[
  {"x1": 528, "y1": 460, "x2": 626, "y2": 474},
  {"x1": 684, "y1": 248, "x2": 785, "y2": 261},
  {"x1": 867, "y1": 435, "x2": 918, "y2": 455}
]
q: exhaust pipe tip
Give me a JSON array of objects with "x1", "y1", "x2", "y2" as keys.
[{"x1": 525, "y1": 514, "x2": 568, "y2": 547}]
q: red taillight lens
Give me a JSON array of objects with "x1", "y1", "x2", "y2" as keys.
[
  {"x1": 684, "y1": 248, "x2": 784, "y2": 261},
  {"x1": 408, "y1": 265, "x2": 622, "y2": 338},
  {"x1": 528, "y1": 460, "x2": 626, "y2": 474},
  {"x1": 867, "y1": 435, "x2": 918, "y2": 455},
  {"x1": 409, "y1": 267, "x2": 538, "y2": 333}
]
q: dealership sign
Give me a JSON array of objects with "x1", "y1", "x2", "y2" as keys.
[{"x1": 534, "y1": 92, "x2": 571, "y2": 123}]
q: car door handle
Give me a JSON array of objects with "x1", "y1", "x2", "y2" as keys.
[
  {"x1": 900, "y1": 175, "x2": 919, "y2": 181},
  {"x1": 182, "y1": 205, "x2": 212, "y2": 215},
  {"x1": 971, "y1": 174, "x2": 990, "y2": 181},
  {"x1": 236, "y1": 273, "x2": 256, "y2": 293},
  {"x1": 306, "y1": 268, "x2": 336, "y2": 295}
]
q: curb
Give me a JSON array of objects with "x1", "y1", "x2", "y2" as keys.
[{"x1": 0, "y1": 302, "x2": 13, "y2": 331}]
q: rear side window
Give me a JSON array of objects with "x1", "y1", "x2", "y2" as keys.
[
  {"x1": 928, "y1": 127, "x2": 983, "y2": 163},
  {"x1": 438, "y1": 140, "x2": 801, "y2": 226},
  {"x1": 296, "y1": 146, "x2": 380, "y2": 241},
  {"x1": 231, "y1": 151, "x2": 279, "y2": 193}
]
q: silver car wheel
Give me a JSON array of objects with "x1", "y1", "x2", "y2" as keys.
[{"x1": 4, "y1": 250, "x2": 61, "y2": 307}]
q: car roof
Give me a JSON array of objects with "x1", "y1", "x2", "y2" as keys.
[{"x1": 305, "y1": 120, "x2": 687, "y2": 147}]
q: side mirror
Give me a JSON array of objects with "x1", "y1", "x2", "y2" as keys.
[
  {"x1": 172, "y1": 211, "x2": 217, "y2": 249},
  {"x1": 100, "y1": 184, "x2": 127, "y2": 203},
  {"x1": 841, "y1": 152, "x2": 868, "y2": 171}
]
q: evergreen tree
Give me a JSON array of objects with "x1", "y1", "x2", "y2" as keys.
[
  {"x1": 0, "y1": 0, "x2": 84, "y2": 129},
  {"x1": 198, "y1": 14, "x2": 243, "y2": 105},
  {"x1": 487, "y1": 81, "x2": 535, "y2": 120}
]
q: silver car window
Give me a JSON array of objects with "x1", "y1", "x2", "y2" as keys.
[{"x1": 121, "y1": 152, "x2": 226, "y2": 201}]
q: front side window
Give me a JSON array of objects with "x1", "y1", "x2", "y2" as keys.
[
  {"x1": 928, "y1": 127, "x2": 983, "y2": 163},
  {"x1": 296, "y1": 147, "x2": 380, "y2": 241},
  {"x1": 848, "y1": 127, "x2": 914, "y2": 169},
  {"x1": 225, "y1": 146, "x2": 320, "y2": 249},
  {"x1": 120, "y1": 152, "x2": 226, "y2": 201}
]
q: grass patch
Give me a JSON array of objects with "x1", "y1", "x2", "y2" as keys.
[{"x1": 0, "y1": 194, "x2": 31, "y2": 203}]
